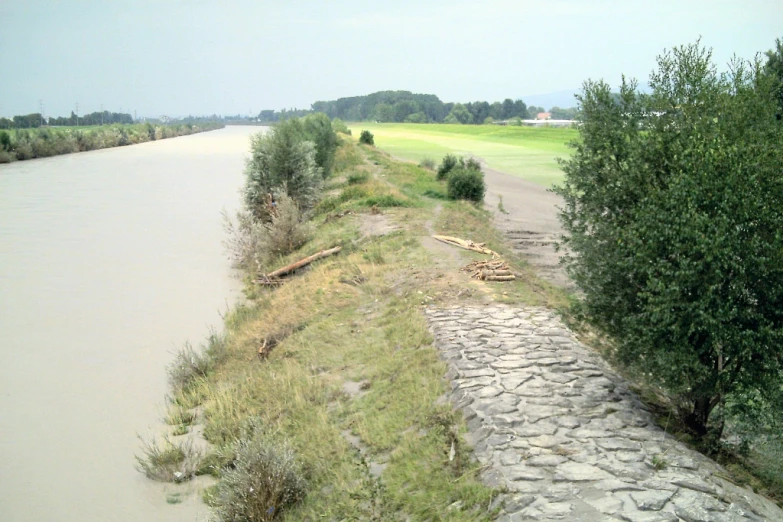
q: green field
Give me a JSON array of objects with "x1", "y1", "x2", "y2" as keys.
[{"x1": 346, "y1": 123, "x2": 577, "y2": 186}]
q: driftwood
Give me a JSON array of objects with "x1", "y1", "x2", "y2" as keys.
[
  {"x1": 461, "y1": 259, "x2": 516, "y2": 282},
  {"x1": 432, "y1": 235, "x2": 500, "y2": 258},
  {"x1": 254, "y1": 246, "x2": 342, "y2": 284}
]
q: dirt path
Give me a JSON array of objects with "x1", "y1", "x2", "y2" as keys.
[{"x1": 481, "y1": 165, "x2": 570, "y2": 288}]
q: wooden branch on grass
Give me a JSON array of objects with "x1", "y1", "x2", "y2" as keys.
[
  {"x1": 432, "y1": 235, "x2": 500, "y2": 258},
  {"x1": 254, "y1": 246, "x2": 342, "y2": 284}
]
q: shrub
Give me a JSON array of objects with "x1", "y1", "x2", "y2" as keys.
[
  {"x1": 418, "y1": 157, "x2": 436, "y2": 170},
  {"x1": 135, "y1": 436, "x2": 203, "y2": 483},
  {"x1": 302, "y1": 113, "x2": 338, "y2": 178},
  {"x1": 436, "y1": 154, "x2": 458, "y2": 180},
  {"x1": 243, "y1": 126, "x2": 322, "y2": 221},
  {"x1": 223, "y1": 194, "x2": 313, "y2": 272},
  {"x1": 463, "y1": 157, "x2": 482, "y2": 171},
  {"x1": 331, "y1": 118, "x2": 351, "y2": 135},
  {"x1": 359, "y1": 130, "x2": 374, "y2": 145},
  {"x1": 212, "y1": 435, "x2": 307, "y2": 522},
  {"x1": 0, "y1": 130, "x2": 11, "y2": 150},
  {"x1": 554, "y1": 40, "x2": 783, "y2": 447},
  {"x1": 447, "y1": 166, "x2": 485, "y2": 202}
]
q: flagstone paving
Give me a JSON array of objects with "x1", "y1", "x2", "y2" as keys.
[{"x1": 425, "y1": 305, "x2": 783, "y2": 522}]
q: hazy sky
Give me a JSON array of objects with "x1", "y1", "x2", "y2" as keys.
[{"x1": 1, "y1": 0, "x2": 781, "y2": 118}]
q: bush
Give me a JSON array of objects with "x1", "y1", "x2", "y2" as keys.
[
  {"x1": 418, "y1": 157, "x2": 436, "y2": 170},
  {"x1": 447, "y1": 166, "x2": 485, "y2": 202},
  {"x1": 0, "y1": 130, "x2": 11, "y2": 150},
  {"x1": 554, "y1": 40, "x2": 783, "y2": 447},
  {"x1": 436, "y1": 154, "x2": 458, "y2": 180},
  {"x1": 223, "y1": 194, "x2": 313, "y2": 273},
  {"x1": 212, "y1": 435, "x2": 306, "y2": 522},
  {"x1": 331, "y1": 118, "x2": 351, "y2": 135},
  {"x1": 359, "y1": 130, "x2": 374, "y2": 145},
  {"x1": 243, "y1": 125, "x2": 322, "y2": 221},
  {"x1": 302, "y1": 113, "x2": 338, "y2": 178}
]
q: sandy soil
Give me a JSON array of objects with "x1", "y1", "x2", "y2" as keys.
[{"x1": 481, "y1": 165, "x2": 572, "y2": 288}]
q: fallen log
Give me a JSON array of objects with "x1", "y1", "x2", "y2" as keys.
[
  {"x1": 432, "y1": 235, "x2": 500, "y2": 257},
  {"x1": 255, "y1": 246, "x2": 342, "y2": 283},
  {"x1": 484, "y1": 275, "x2": 516, "y2": 282},
  {"x1": 482, "y1": 269, "x2": 513, "y2": 278}
]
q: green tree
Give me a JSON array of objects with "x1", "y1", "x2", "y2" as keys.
[
  {"x1": 554, "y1": 41, "x2": 783, "y2": 448},
  {"x1": 764, "y1": 37, "x2": 783, "y2": 117},
  {"x1": 446, "y1": 103, "x2": 473, "y2": 124},
  {"x1": 301, "y1": 113, "x2": 338, "y2": 178},
  {"x1": 243, "y1": 121, "x2": 322, "y2": 221}
]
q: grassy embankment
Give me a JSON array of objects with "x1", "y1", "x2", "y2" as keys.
[
  {"x1": 147, "y1": 133, "x2": 568, "y2": 519},
  {"x1": 346, "y1": 123, "x2": 577, "y2": 187},
  {"x1": 352, "y1": 123, "x2": 783, "y2": 505},
  {"x1": 0, "y1": 122, "x2": 224, "y2": 163}
]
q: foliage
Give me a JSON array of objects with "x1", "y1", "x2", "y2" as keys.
[
  {"x1": 167, "y1": 331, "x2": 227, "y2": 392},
  {"x1": 309, "y1": 90, "x2": 529, "y2": 124},
  {"x1": 436, "y1": 154, "x2": 459, "y2": 180},
  {"x1": 0, "y1": 122, "x2": 223, "y2": 163},
  {"x1": 331, "y1": 118, "x2": 351, "y2": 135},
  {"x1": 135, "y1": 436, "x2": 203, "y2": 483},
  {"x1": 764, "y1": 37, "x2": 783, "y2": 117},
  {"x1": 212, "y1": 433, "x2": 307, "y2": 522},
  {"x1": 359, "y1": 130, "x2": 374, "y2": 145},
  {"x1": 445, "y1": 103, "x2": 473, "y2": 124},
  {"x1": 554, "y1": 40, "x2": 783, "y2": 447},
  {"x1": 223, "y1": 195, "x2": 313, "y2": 273},
  {"x1": 243, "y1": 124, "x2": 322, "y2": 220},
  {"x1": 418, "y1": 157, "x2": 435, "y2": 170},
  {"x1": 302, "y1": 113, "x2": 338, "y2": 178},
  {"x1": 447, "y1": 166, "x2": 485, "y2": 202}
]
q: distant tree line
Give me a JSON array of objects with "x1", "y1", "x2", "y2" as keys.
[
  {"x1": 256, "y1": 91, "x2": 578, "y2": 124},
  {"x1": 0, "y1": 111, "x2": 134, "y2": 129}
]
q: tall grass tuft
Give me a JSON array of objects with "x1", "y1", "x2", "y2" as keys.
[{"x1": 135, "y1": 436, "x2": 203, "y2": 483}]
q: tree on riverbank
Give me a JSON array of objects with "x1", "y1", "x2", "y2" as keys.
[{"x1": 555, "y1": 40, "x2": 783, "y2": 449}]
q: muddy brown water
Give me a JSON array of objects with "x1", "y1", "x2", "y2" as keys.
[{"x1": 0, "y1": 126, "x2": 263, "y2": 521}]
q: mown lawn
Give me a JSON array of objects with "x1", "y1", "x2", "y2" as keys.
[{"x1": 346, "y1": 123, "x2": 576, "y2": 187}]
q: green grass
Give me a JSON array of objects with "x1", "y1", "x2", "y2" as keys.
[{"x1": 347, "y1": 122, "x2": 577, "y2": 186}]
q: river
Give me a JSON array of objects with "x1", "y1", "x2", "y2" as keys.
[{"x1": 0, "y1": 126, "x2": 262, "y2": 521}]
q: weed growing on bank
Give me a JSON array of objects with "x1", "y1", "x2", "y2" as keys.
[{"x1": 135, "y1": 436, "x2": 203, "y2": 483}]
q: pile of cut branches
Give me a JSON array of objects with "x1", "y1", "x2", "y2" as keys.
[{"x1": 461, "y1": 259, "x2": 516, "y2": 282}]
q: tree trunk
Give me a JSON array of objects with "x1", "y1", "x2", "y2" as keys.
[{"x1": 682, "y1": 395, "x2": 724, "y2": 454}]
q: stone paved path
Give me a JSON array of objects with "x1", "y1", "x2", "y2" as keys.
[{"x1": 425, "y1": 305, "x2": 783, "y2": 522}]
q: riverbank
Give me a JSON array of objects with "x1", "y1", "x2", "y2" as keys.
[
  {"x1": 145, "y1": 134, "x2": 570, "y2": 519},
  {"x1": 0, "y1": 122, "x2": 224, "y2": 163},
  {"x1": 152, "y1": 132, "x2": 783, "y2": 519}
]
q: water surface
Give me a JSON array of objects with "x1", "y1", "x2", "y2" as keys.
[{"x1": 0, "y1": 126, "x2": 262, "y2": 521}]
